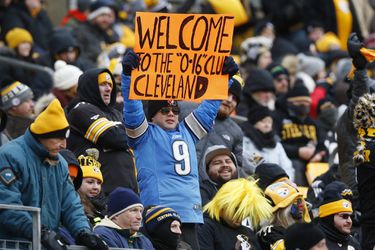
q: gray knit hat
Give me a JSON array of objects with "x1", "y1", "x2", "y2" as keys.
[{"x1": 1, "y1": 81, "x2": 33, "y2": 110}]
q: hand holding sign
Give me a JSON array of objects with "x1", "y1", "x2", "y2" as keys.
[
  {"x1": 122, "y1": 50, "x2": 140, "y2": 76},
  {"x1": 222, "y1": 56, "x2": 239, "y2": 79}
]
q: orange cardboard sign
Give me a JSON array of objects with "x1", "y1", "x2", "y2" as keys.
[{"x1": 130, "y1": 12, "x2": 234, "y2": 101}]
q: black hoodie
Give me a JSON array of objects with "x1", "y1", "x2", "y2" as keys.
[{"x1": 67, "y1": 68, "x2": 138, "y2": 195}]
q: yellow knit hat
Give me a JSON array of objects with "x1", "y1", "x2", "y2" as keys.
[
  {"x1": 5, "y1": 28, "x2": 33, "y2": 49},
  {"x1": 78, "y1": 148, "x2": 103, "y2": 183},
  {"x1": 30, "y1": 98, "x2": 69, "y2": 138}
]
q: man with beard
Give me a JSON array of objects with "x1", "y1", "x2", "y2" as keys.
[
  {"x1": 195, "y1": 76, "x2": 248, "y2": 176},
  {"x1": 317, "y1": 181, "x2": 360, "y2": 249},
  {"x1": 200, "y1": 145, "x2": 239, "y2": 206}
]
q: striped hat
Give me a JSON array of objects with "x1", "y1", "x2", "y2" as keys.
[{"x1": 144, "y1": 206, "x2": 181, "y2": 234}]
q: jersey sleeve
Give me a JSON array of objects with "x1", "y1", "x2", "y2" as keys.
[
  {"x1": 68, "y1": 102, "x2": 124, "y2": 145},
  {"x1": 121, "y1": 74, "x2": 149, "y2": 148},
  {"x1": 184, "y1": 79, "x2": 233, "y2": 141}
]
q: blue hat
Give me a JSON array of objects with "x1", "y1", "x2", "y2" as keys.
[
  {"x1": 107, "y1": 187, "x2": 143, "y2": 219},
  {"x1": 144, "y1": 206, "x2": 181, "y2": 234}
]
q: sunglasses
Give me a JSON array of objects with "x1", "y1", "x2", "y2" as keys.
[
  {"x1": 159, "y1": 107, "x2": 180, "y2": 115},
  {"x1": 337, "y1": 213, "x2": 352, "y2": 220}
]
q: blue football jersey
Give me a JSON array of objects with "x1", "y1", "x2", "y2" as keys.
[{"x1": 122, "y1": 75, "x2": 224, "y2": 223}]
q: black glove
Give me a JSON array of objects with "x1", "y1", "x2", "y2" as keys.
[
  {"x1": 41, "y1": 227, "x2": 67, "y2": 250},
  {"x1": 76, "y1": 230, "x2": 109, "y2": 250},
  {"x1": 347, "y1": 33, "x2": 367, "y2": 70},
  {"x1": 122, "y1": 50, "x2": 140, "y2": 76},
  {"x1": 222, "y1": 56, "x2": 239, "y2": 79}
]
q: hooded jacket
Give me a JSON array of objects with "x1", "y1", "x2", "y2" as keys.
[
  {"x1": 67, "y1": 68, "x2": 137, "y2": 195},
  {"x1": 0, "y1": 129, "x2": 90, "y2": 241},
  {"x1": 200, "y1": 145, "x2": 239, "y2": 206},
  {"x1": 94, "y1": 217, "x2": 154, "y2": 249}
]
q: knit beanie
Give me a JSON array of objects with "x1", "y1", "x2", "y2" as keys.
[
  {"x1": 244, "y1": 69, "x2": 275, "y2": 94},
  {"x1": 255, "y1": 163, "x2": 289, "y2": 190},
  {"x1": 59, "y1": 149, "x2": 83, "y2": 190},
  {"x1": 88, "y1": 0, "x2": 116, "y2": 21},
  {"x1": 1, "y1": 81, "x2": 34, "y2": 110},
  {"x1": 203, "y1": 145, "x2": 238, "y2": 169},
  {"x1": 77, "y1": 148, "x2": 103, "y2": 184},
  {"x1": 297, "y1": 53, "x2": 325, "y2": 78},
  {"x1": 318, "y1": 181, "x2": 353, "y2": 218},
  {"x1": 144, "y1": 205, "x2": 181, "y2": 234},
  {"x1": 107, "y1": 187, "x2": 143, "y2": 219},
  {"x1": 270, "y1": 65, "x2": 289, "y2": 79},
  {"x1": 30, "y1": 99, "x2": 70, "y2": 138},
  {"x1": 247, "y1": 104, "x2": 272, "y2": 125},
  {"x1": 5, "y1": 28, "x2": 33, "y2": 49},
  {"x1": 148, "y1": 100, "x2": 178, "y2": 121},
  {"x1": 54, "y1": 60, "x2": 83, "y2": 91},
  {"x1": 229, "y1": 75, "x2": 242, "y2": 104},
  {"x1": 284, "y1": 222, "x2": 325, "y2": 250},
  {"x1": 286, "y1": 81, "x2": 311, "y2": 103}
]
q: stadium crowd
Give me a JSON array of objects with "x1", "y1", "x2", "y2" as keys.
[{"x1": 1, "y1": 0, "x2": 375, "y2": 249}]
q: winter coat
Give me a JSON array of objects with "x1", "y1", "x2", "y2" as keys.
[
  {"x1": 0, "y1": 129, "x2": 90, "y2": 241},
  {"x1": 241, "y1": 123, "x2": 295, "y2": 181},
  {"x1": 94, "y1": 217, "x2": 154, "y2": 249},
  {"x1": 67, "y1": 68, "x2": 137, "y2": 195},
  {"x1": 198, "y1": 215, "x2": 261, "y2": 250},
  {"x1": 336, "y1": 69, "x2": 374, "y2": 204},
  {"x1": 5, "y1": 113, "x2": 33, "y2": 139}
]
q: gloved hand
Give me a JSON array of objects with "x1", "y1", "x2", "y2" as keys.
[
  {"x1": 347, "y1": 33, "x2": 367, "y2": 70},
  {"x1": 76, "y1": 230, "x2": 109, "y2": 250},
  {"x1": 41, "y1": 226, "x2": 67, "y2": 250},
  {"x1": 222, "y1": 56, "x2": 239, "y2": 79},
  {"x1": 122, "y1": 50, "x2": 140, "y2": 76}
]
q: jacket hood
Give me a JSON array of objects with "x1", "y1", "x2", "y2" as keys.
[
  {"x1": 77, "y1": 68, "x2": 117, "y2": 110},
  {"x1": 49, "y1": 30, "x2": 80, "y2": 56},
  {"x1": 201, "y1": 145, "x2": 239, "y2": 182}
]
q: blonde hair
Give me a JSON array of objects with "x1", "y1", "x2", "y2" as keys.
[
  {"x1": 271, "y1": 205, "x2": 297, "y2": 229},
  {"x1": 204, "y1": 178, "x2": 273, "y2": 228}
]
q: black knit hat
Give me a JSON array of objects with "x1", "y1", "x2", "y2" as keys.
[
  {"x1": 247, "y1": 104, "x2": 272, "y2": 125},
  {"x1": 318, "y1": 181, "x2": 353, "y2": 218},
  {"x1": 254, "y1": 162, "x2": 288, "y2": 190},
  {"x1": 244, "y1": 69, "x2": 275, "y2": 94},
  {"x1": 270, "y1": 65, "x2": 289, "y2": 79},
  {"x1": 286, "y1": 81, "x2": 311, "y2": 102},
  {"x1": 229, "y1": 76, "x2": 243, "y2": 104},
  {"x1": 147, "y1": 100, "x2": 178, "y2": 121},
  {"x1": 284, "y1": 223, "x2": 325, "y2": 250}
]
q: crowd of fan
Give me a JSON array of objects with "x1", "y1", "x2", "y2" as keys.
[{"x1": 1, "y1": 0, "x2": 375, "y2": 249}]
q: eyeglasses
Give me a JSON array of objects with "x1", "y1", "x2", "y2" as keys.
[
  {"x1": 159, "y1": 107, "x2": 180, "y2": 115},
  {"x1": 337, "y1": 213, "x2": 352, "y2": 220}
]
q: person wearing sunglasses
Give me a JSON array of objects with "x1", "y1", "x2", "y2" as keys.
[
  {"x1": 121, "y1": 49, "x2": 239, "y2": 250},
  {"x1": 317, "y1": 181, "x2": 360, "y2": 249}
]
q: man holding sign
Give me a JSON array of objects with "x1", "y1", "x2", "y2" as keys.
[
  {"x1": 121, "y1": 13, "x2": 236, "y2": 249},
  {"x1": 121, "y1": 49, "x2": 238, "y2": 249}
]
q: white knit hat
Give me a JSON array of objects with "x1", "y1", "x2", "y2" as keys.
[{"x1": 53, "y1": 60, "x2": 82, "y2": 90}]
